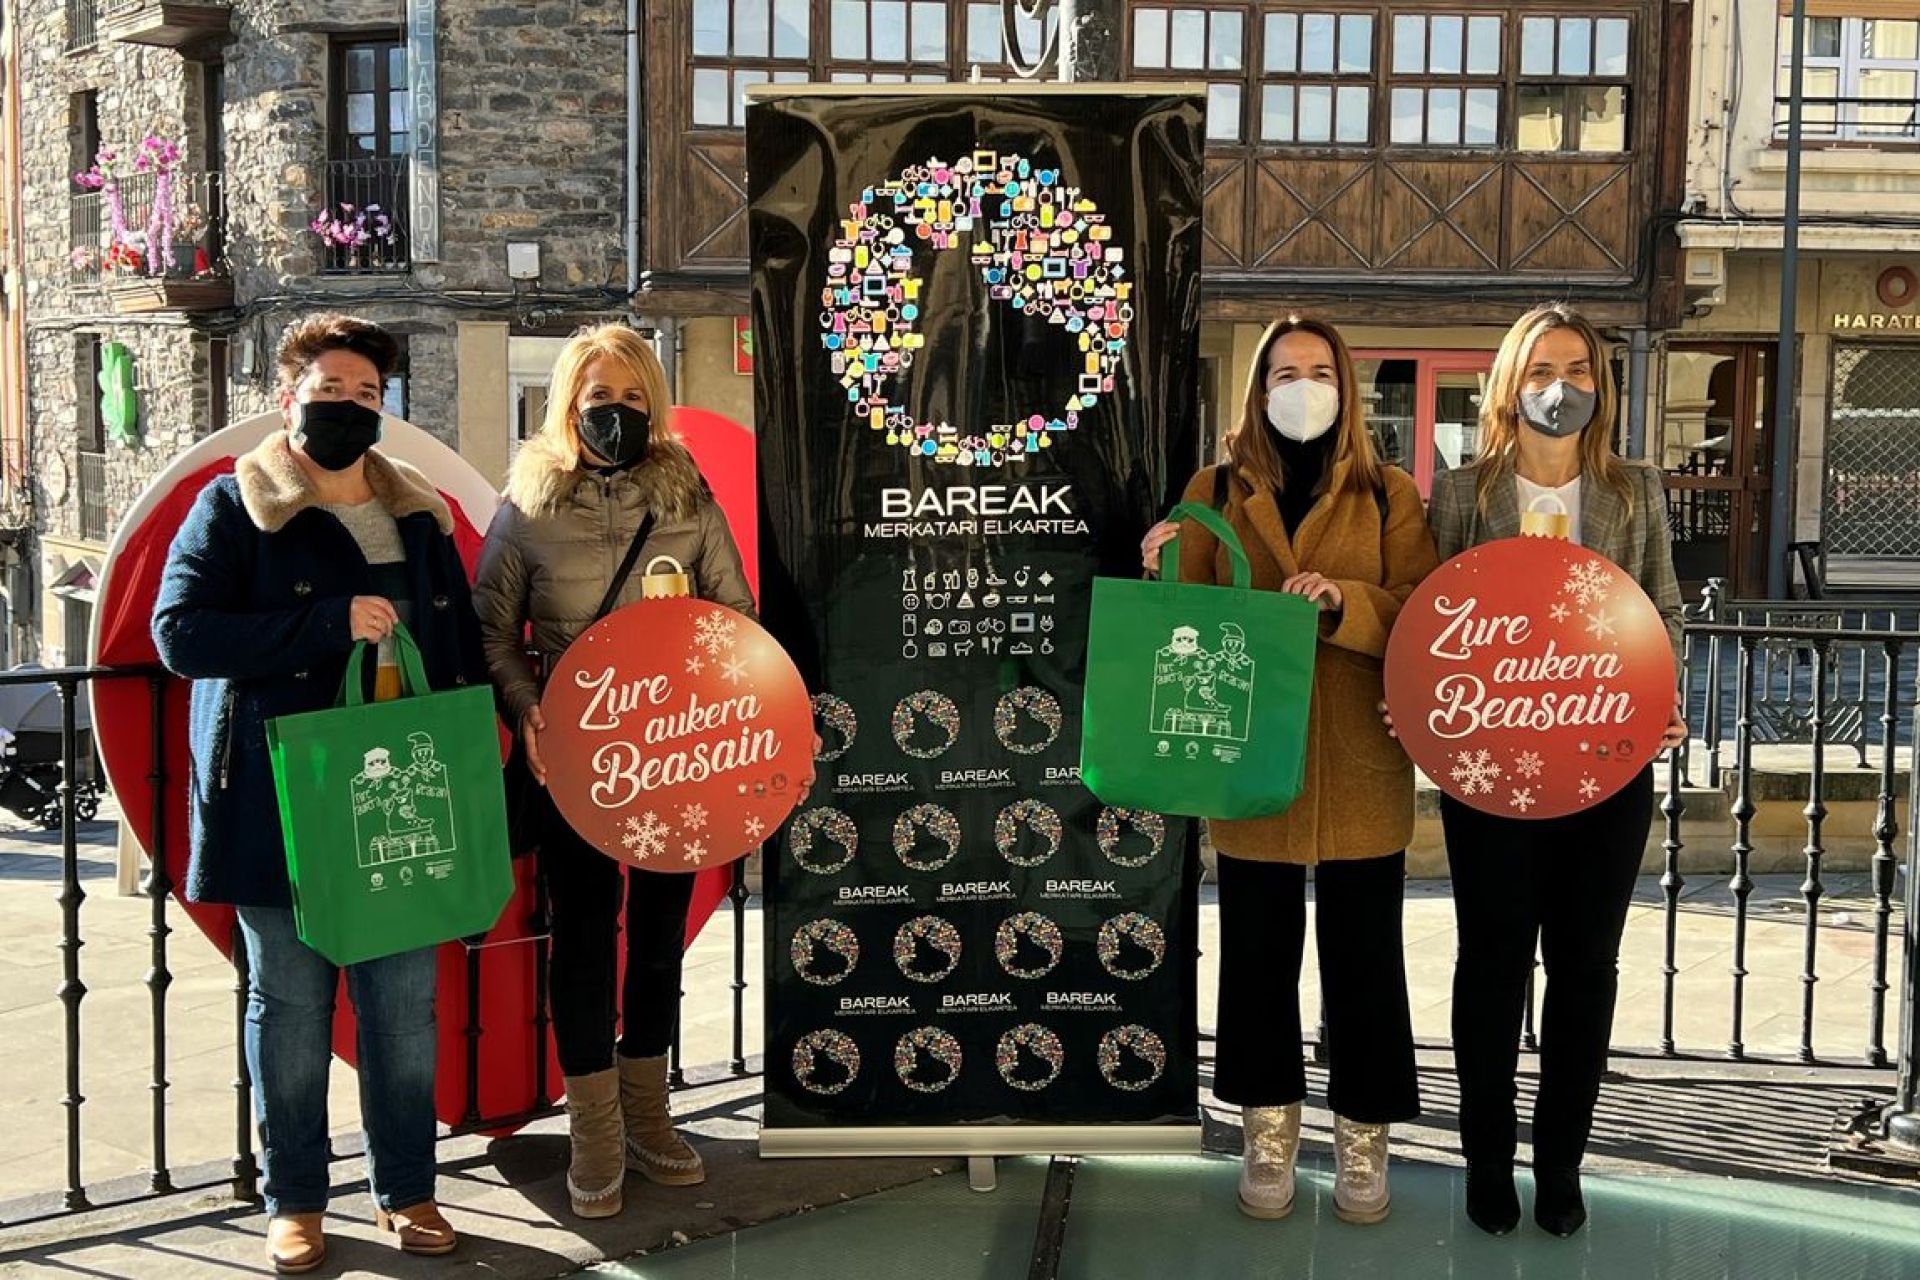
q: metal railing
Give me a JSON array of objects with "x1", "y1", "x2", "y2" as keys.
[
  {"x1": 1775, "y1": 95, "x2": 1920, "y2": 142},
  {"x1": 65, "y1": 0, "x2": 98, "y2": 52},
  {"x1": 75, "y1": 452, "x2": 109, "y2": 543},
  {"x1": 316, "y1": 158, "x2": 410, "y2": 274},
  {"x1": 2, "y1": 632, "x2": 1914, "y2": 1226},
  {"x1": 70, "y1": 171, "x2": 229, "y2": 283}
]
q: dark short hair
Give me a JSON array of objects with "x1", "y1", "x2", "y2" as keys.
[{"x1": 275, "y1": 313, "x2": 398, "y2": 393}]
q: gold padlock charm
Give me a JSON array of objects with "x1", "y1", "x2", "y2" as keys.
[
  {"x1": 1519, "y1": 493, "x2": 1572, "y2": 541},
  {"x1": 641, "y1": 554, "x2": 691, "y2": 599}
]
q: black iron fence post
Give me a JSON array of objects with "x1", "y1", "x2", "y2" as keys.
[
  {"x1": 231, "y1": 920, "x2": 259, "y2": 1201},
  {"x1": 1884, "y1": 666, "x2": 1920, "y2": 1154},
  {"x1": 1798, "y1": 641, "x2": 1831, "y2": 1063},
  {"x1": 145, "y1": 675, "x2": 174, "y2": 1193},
  {"x1": 1868, "y1": 641, "x2": 1901, "y2": 1068},
  {"x1": 56, "y1": 678, "x2": 89, "y2": 1211}
]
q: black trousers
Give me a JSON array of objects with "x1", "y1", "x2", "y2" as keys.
[
  {"x1": 1441, "y1": 767, "x2": 1653, "y2": 1170},
  {"x1": 540, "y1": 817, "x2": 697, "y2": 1076},
  {"x1": 1214, "y1": 850, "x2": 1420, "y2": 1123}
]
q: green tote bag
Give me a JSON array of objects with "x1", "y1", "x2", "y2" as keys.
[
  {"x1": 1080, "y1": 502, "x2": 1319, "y2": 820},
  {"x1": 267, "y1": 623, "x2": 513, "y2": 967}
]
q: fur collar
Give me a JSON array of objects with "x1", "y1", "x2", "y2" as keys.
[
  {"x1": 504, "y1": 433, "x2": 705, "y2": 521},
  {"x1": 234, "y1": 432, "x2": 453, "y2": 534}
]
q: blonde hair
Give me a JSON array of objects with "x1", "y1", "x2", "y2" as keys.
[
  {"x1": 1225, "y1": 314, "x2": 1381, "y2": 499},
  {"x1": 533, "y1": 322, "x2": 673, "y2": 470},
  {"x1": 1474, "y1": 304, "x2": 1631, "y2": 513}
]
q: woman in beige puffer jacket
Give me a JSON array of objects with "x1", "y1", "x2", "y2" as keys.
[{"x1": 472, "y1": 322, "x2": 752, "y2": 1221}]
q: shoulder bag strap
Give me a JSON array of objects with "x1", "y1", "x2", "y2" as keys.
[{"x1": 592, "y1": 510, "x2": 659, "y2": 622}]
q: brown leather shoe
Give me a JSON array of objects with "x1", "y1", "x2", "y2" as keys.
[
  {"x1": 375, "y1": 1199, "x2": 459, "y2": 1255},
  {"x1": 266, "y1": 1214, "x2": 327, "y2": 1274}
]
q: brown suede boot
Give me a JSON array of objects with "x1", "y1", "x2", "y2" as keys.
[
  {"x1": 563, "y1": 1069, "x2": 626, "y2": 1218},
  {"x1": 618, "y1": 1054, "x2": 706, "y2": 1186},
  {"x1": 266, "y1": 1213, "x2": 326, "y2": 1274}
]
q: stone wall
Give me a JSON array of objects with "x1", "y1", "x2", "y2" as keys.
[{"x1": 13, "y1": 0, "x2": 636, "y2": 659}]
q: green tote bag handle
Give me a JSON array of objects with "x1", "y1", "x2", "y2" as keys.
[
  {"x1": 1160, "y1": 501, "x2": 1252, "y2": 588},
  {"x1": 341, "y1": 620, "x2": 433, "y2": 707}
]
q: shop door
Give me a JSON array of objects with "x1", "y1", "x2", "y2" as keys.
[
  {"x1": 1352, "y1": 351, "x2": 1497, "y2": 500},
  {"x1": 1660, "y1": 344, "x2": 1775, "y2": 599}
]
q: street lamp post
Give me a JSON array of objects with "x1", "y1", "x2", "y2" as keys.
[
  {"x1": 1003, "y1": 0, "x2": 1123, "y2": 82},
  {"x1": 1767, "y1": 0, "x2": 1808, "y2": 601}
]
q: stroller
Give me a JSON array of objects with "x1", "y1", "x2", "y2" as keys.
[{"x1": 0, "y1": 667, "x2": 104, "y2": 828}]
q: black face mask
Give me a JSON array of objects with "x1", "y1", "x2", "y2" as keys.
[
  {"x1": 578, "y1": 403, "x2": 652, "y2": 470},
  {"x1": 292, "y1": 398, "x2": 383, "y2": 471}
]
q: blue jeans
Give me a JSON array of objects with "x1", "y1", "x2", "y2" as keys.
[{"x1": 236, "y1": 906, "x2": 439, "y2": 1216}]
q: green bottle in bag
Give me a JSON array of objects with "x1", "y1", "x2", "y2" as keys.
[
  {"x1": 1081, "y1": 501, "x2": 1319, "y2": 820},
  {"x1": 268, "y1": 623, "x2": 513, "y2": 967}
]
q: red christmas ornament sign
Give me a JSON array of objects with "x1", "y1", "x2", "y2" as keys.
[
  {"x1": 542, "y1": 598, "x2": 815, "y2": 871},
  {"x1": 1384, "y1": 537, "x2": 1676, "y2": 819}
]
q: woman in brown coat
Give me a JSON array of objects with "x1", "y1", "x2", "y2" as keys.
[
  {"x1": 472, "y1": 323, "x2": 754, "y2": 1220},
  {"x1": 1141, "y1": 315, "x2": 1439, "y2": 1225}
]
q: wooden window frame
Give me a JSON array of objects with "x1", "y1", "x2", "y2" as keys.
[
  {"x1": 1513, "y1": 13, "x2": 1635, "y2": 155},
  {"x1": 327, "y1": 32, "x2": 408, "y2": 162}
]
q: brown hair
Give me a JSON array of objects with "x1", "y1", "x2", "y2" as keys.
[
  {"x1": 1474, "y1": 303, "x2": 1632, "y2": 513},
  {"x1": 1224, "y1": 314, "x2": 1380, "y2": 499},
  {"x1": 275, "y1": 313, "x2": 399, "y2": 394}
]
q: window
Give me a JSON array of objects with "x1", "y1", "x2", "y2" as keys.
[
  {"x1": 75, "y1": 336, "x2": 103, "y2": 454},
  {"x1": 1516, "y1": 16, "x2": 1632, "y2": 152},
  {"x1": 1259, "y1": 12, "x2": 1373, "y2": 145},
  {"x1": 70, "y1": 90, "x2": 99, "y2": 189},
  {"x1": 326, "y1": 36, "x2": 410, "y2": 271},
  {"x1": 383, "y1": 337, "x2": 410, "y2": 420},
  {"x1": 1781, "y1": 16, "x2": 1920, "y2": 140},
  {"x1": 965, "y1": 1, "x2": 1051, "y2": 80},
  {"x1": 1131, "y1": 6, "x2": 1246, "y2": 142},
  {"x1": 826, "y1": 0, "x2": 948, "y2": 83},
  {"x1": 1389, "y1": 13, "x2": 1503, "y2": 147},
  {"x1": 692, "y1": 0, "x2": 811, "y2": 125},
  {"x1": 69, "y1": 92, "x2": 101, "y2": 281}
]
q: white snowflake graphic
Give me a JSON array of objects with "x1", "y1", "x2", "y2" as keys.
[
  {"x1": 744, "y1": 815, "x2": 766, "y2": 841},
  {"x1": 1561, "y1": 560, "x2": 1611, "y2": 608},
  {"x1": 1509, "y1": 787, "x2": 1537, "y2": 814},
  {"x1": 1579, "y1": 776, "x2": 1601, "y2": 801},
  {"x1": 719, "y1": 655, "x2": 749, "y2": 686},
  {"x1": 682, "y1": 838, "x2": 709, "y2": 865},
  {"x1": 1549, "y1": 602, "x2": 1571, "y2": 624},
  {"x1": 679, "y1": 802, "x2": 709, "y2": 832},
  {"x1": 1450, "y1": 749, "x2": 1505, "y2": 797},
  {"x1": 685, "y1": 655, "x2": 706, "y2": 676},
  {"x1": 1584, "y1": 608, "x2": 1617, "y2": 641},
  {"x1": 693, "y1": 611, "x2": 739, "y2": 657},
  {"x1": 621, "y1": 811, "x2": 670, "y2": 861},
  {"x1": 1513, "y1": 751, "x2": 1544, "y2": 780}
]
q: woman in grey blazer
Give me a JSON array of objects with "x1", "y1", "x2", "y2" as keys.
[{"x1": 1423, "y1": 304, "x2": 1685, "y2": 1239}]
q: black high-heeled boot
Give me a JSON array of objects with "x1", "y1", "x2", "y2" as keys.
[
  {"x1": 1533, "y1": 1165, "x2": 1587, "y2": 1237},
  {"x1": 1465, "y1": 1163, "x2": 1521, "y2": 1235}
]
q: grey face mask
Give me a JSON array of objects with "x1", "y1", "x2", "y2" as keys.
[{"x1": 1519, "y1": 380, "x2": 1597, "y2": 439}]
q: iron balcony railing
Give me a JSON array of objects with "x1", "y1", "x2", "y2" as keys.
[
  {"x1": 69, "y1": 170, "x2": 228, "y2": 284},
  {"x1": 1776, "y1": 95, "x2": 1920, "y2": 142},
  {"x1": 315, "y1": 158, "x2": 410, "y2": 274},
  {"x1": 65, "y1": 0, "x2": 98, "y2": 52},
  {"x1": 75, "y1": 452, "x2": 109, "y2": 544}
]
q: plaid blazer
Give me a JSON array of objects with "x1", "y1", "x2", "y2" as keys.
[{"x1": 1427, "y1": 458, "x2": 1684, "y2": 660}]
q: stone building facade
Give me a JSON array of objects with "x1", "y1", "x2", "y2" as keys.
[{"x1": 7, "y1": 0, "x2": 636, "y2": 663}]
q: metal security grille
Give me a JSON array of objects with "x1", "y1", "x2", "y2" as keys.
[{"x1": 1825, "y1": 343, "x2": 1920, "y2": 557}]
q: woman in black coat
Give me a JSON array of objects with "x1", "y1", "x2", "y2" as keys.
[{"x1": 152, "y1": 313, "x2": 484, "y2": 1274}]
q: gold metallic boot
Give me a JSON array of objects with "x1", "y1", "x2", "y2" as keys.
[
  {"x1": 619, "y1": 1054, "x2": 706, "y2": 1186},
  {"x1": 1237, "y1": 1103, "x2": 1302, "y2": 1220},
  {"x1": 563, "y1": 1069, "x2": 626, "y2": 1218},
  {"x1": 1332, "y1": 1116, "x2": 1391, "y2": 1224}
]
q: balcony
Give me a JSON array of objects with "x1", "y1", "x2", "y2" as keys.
[
  {"x1": 1776, "y1": 95, "x2": 1920, "y2": 144},
  {"x1": 68, "y1": 170, "x2": 232, "y2": 315},
  {"x1": 97, "y1": 0, "x2": 231, "y2": 53},
  {"x1": 316, "y1": 158, "x2": 410, "y2": 275},
  {"x1": 76, "y1": 451, "x2": 109, "y2": 543}
]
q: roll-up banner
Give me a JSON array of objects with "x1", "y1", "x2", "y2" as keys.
[{"x1": 749, "y1": 85, "x2": 1207, "y2": 1157}]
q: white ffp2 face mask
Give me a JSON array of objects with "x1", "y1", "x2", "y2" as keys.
[{"x1": 1266, "y1": 379, "x2": 1341, "y2": 443}]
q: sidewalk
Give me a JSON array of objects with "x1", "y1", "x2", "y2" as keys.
[{"x1": 0, "y1": 796, "x2": 1912, "y2": 1275}]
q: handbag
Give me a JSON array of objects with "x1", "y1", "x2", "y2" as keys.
[{"x1": 503, "y1": 510, "x2": 659, "y2": 855}]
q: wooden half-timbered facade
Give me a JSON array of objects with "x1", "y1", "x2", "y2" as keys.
[{"x1": 641, "y1": 1, "x2": 1693, "y2": 503}]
